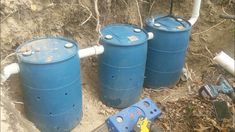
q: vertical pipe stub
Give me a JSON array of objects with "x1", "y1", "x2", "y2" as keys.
[
  {"x1": 116, "y1": 116, "x2": 123, "y2": 123},
  {"x1": 188, "y1": 0, "x2": 201, "y2": 26}
]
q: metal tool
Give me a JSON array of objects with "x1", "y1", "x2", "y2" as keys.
[{"x1": 199, "y1": 76, "x2": 235, "y2": 103}]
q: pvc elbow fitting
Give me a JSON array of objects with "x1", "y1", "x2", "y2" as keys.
[
  {"x1": 213, "y1": 51, "x2": 235, "y2": 76},
  {"x1": 1, "y1": 63, "x2": 20, "y2": 84}
]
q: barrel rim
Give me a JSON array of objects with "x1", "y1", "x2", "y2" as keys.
[
  {"x1": 16, "y1": 36, "x2": 79, "y2": 64},
  {"x1": 100, "y1": 23, "x2": 148, "y2": 47},
  {"x1": 145, "y1": 16, "x2": 192, "y2": 32}
]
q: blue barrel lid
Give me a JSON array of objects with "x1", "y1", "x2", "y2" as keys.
[
  {"x1": 146, "y1": 16, "x2": 191, "y2": 32},
  {"x1": 16, "y1": 37, "x2": 78, "y2": 64},
  {"x1": 101, "y1": 24, "x2": 148, "y2": 46}
]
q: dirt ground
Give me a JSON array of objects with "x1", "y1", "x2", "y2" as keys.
[{"x1": 0, "y1": 0, "x2": 235, "y2": 132}]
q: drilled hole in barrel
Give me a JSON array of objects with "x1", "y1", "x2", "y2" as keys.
[
  {"x1": 125, "y1": 127, "x2": 128, "y2": 130},
  {"x1": 111, "y1": 75, "x2": 115, "y2": 79},
  {"x1": 73, "y1": 104, "x2": 75, "y2": 107},
  {"x1": 49, "y1": 112, "x2": 52, "y2": 116},
  {"x1": 150, "y1": 111, "x2": 153, "y2": 114},
  {"x1": 36, "y1": 96, "x2": 40, "y2": 101},
  {"x1": 154, "y1": 109, "x2": 157, "y2": 112},
  {"x1": 65, "y1": 93, "x2": 68, "y2": 95}
]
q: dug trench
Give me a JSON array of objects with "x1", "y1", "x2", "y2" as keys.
[{"x1": 0, "y1": 0, "x2": 234, "y2": 131}]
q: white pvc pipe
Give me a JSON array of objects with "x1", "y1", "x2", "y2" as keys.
[
  {"x1": 1, "y1": 63, "x2": 20, "y2": 84},
  {"x1": 78, "y1": 45, "x2": 104, "y2": 59},
  {"x1": 0, "y1": 45, "x2": 104, "y2": 84},
  {"x1": 213, "y1": 51, "x2": 235, "y2": 76},
  {"x1": 148, "y1": 32, "x2": 154, "y2": 40},
  {"x1": 78, "y1": 32, "x2": 152, "y2": 59},
  {"x1": 188, "y1": 0, "x2": 202, "y2": 26}
]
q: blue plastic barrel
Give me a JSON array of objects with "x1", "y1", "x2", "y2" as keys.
[
  {"x1": 16, "y1": 37, "x2": 82, "y2": 132},
  {"x1": 99, "y1": 24, "x2": 148, "y2": 108},
  {"x1": 144, "y1": 16, "x2": 191, "y2": 88}
]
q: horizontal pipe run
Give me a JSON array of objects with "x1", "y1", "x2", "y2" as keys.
[
  {"x1": 148, "y1": 32, "x2": 154, "y2": 40},
  {"x1": 78, "y1": 45, "x2": 104, "y2": 59},
  {"x1": 213, "y1": 51, "x2": 235, "y2": 76}
]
